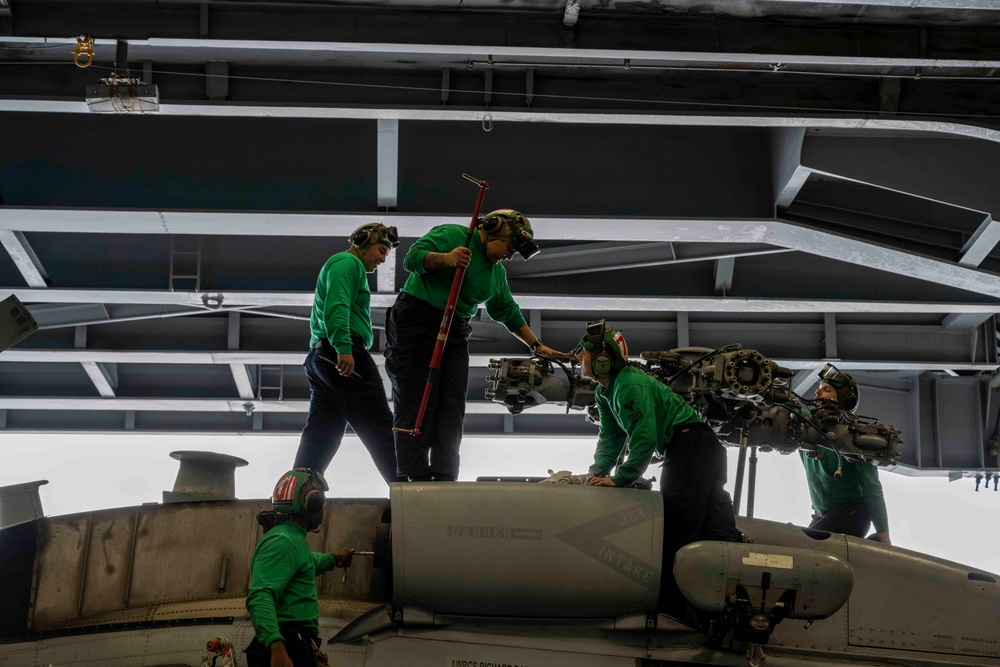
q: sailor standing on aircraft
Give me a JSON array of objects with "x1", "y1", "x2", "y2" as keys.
[
  {"x1": 245, "y1": 469, "x2": 354, "y2": 667},
  {"x1": 801, "y1": 365, "x2": 891, "y2": 543},
  {"x1": 292, "y1": 223, "x2": 404, "y2": 486},
  {"x1": 575, "y1": 320, "x2": 741, "y2": 615},
  {"x1": 384, "y1": 210, "x2": 564, "y2": 482}
]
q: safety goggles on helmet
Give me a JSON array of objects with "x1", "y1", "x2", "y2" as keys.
[
  {"x1": 376, "y1": 225, "x2": 400, "y2": 248},
  {"x1": 352, "y1": 223, "x2": 399, "y2": 249},
  {"x1": 817, "y1": 363, "x2": 850, "y2": 388},
  {"x1": 574, "y1": 319, "x2": 608, "y2": 356},
  {"x1": 509, "y1": 219, "x2": 540, "y2": 260}
]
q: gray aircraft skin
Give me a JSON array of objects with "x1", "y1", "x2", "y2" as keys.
[{"x1": 1, "y1": 348, "x2": 998, "y2": 666}]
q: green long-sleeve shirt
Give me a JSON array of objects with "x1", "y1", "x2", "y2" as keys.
[
  {"x1": 309, "y1": 250, "x2": 374, "y2": 353},
  {"x1": 401, "y1": 224, "x2": 527, "y2": 332},
  {"x1": 590, "y1": 366, "x2": 701, "y2": 487},
  {"x1": 245, "y1": 521, "x2": 337, "y2": 647},
  {"x1": 800, "y1": 448, "x2": 889, "y2": 533}
]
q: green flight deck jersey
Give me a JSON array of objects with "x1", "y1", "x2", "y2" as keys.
[
  {"x1": 800, "y1": 448, "x2": 889, "y2": 533},
  {"x1": 309, "y1": 250, "x2": 374, "y2": 353},
  {"x1": 591, "y1": 366, "x2": 702, "y2": 487},
  {"x1": 245, "y1": 520, "x2": 338, "y2": 647},
  {"x1": 401, "y1": 224, "x2": 526, "y2": 332}
]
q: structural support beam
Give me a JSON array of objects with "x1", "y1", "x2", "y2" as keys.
[
  {"x1": 824, "y1": 312, "x2": 838, "y2": 359},
  {"x1": 508, "y1": 242, "x2": 786, "y2": 279},
  {"x1": 80, "y1": 361, "x2": 117, "y2": 398},
  {"x1": 376, "y1": 119, "x2": 398, "y2": 210},
  {"x1": 958, "y1": 215, "x2": 1000, "y2": 267},
  {"x1": 5, "y1": 213, "x2": 1000, "y2": 300},
  {"x1": 942, "y1": 312, "x2": 994, "y2": 332},
  {"x1": 770, "y1": 128, "x2": 810, "y2": 210},
  {"x1": 0, "y1": 230, "x2": 48, "y2": 287},
  {"x1": 714, "y1": 257, "x2": 735, "y2": 296},
  {"x1": 229, "y1": 363, "x2": 255, "y2": 400},
  {"x1": 8, "y1": 287, "x2": 1000, "y2": 315}
]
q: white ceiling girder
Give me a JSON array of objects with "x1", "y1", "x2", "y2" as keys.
[
  {"x1": 6, "y1": 212, "x2": 1000, "y2": 301},
  {"x1": 9, "y1": 288, "x2": 1000, "y2": 314},
  {"x1": 4, "y1": 349, "x2": 992, "y2": 372},
  {"x1": 80, "y1": 361, "x2": 117, "y2": 398},
  {"x1": 229, "y1": 363, "x2": 256, "y2": 400},
  {"x1": 958, "y1": 215, "x2": 1000, "y2": 267},
  {"x1": 7, "y1": 35, "x2": 1000, "y2": 70},
  {"x1": 0, "y1": 230, "x2": 48, "y2": 287},
  {"x1": 1, "y1": 101, "x2": 999, "y2": 144},
  {"x1": 0, "y1": 397, "x2": 571, "y2": 415}
]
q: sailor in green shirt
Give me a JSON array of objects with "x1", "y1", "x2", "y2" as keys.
[
  {"x1": 245, "y1": 469, "x2": 354, "y2": 667},
  {"x1": 385, "y1": 209, "x2": 564, "y2": 481},
  {"x1": 575, "y1": 320, "x2": 740, "y2": 617},
  {"x1": 800, "y1": 365, "x2": 891, "y2": 543},
  {"x1": 293, "y1": 223, "x2": 403, "y2": 487}
]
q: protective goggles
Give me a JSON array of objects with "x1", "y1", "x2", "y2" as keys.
[
  {"x1": 379, "y1": 225, "x2": 400, "y2": 248},
  {"x1": 510, "y1": 225, "x2": 540, "y2": 260},
  {"x1": 573, "y1": 319, "x2": 607, "y2": 355},
  {"x1": 817, "y1": 363, "x2": 849, "y2": 388}
]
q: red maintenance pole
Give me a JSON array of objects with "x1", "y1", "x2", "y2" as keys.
[{"x1": 395, "y1": 173, "x2": 489, "y2": 436}]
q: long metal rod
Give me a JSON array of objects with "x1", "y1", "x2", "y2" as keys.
[
  {"x1": 398, "y1": 173, "x2": 488, "y2": 436},
  {"x1": 747, "y1": 445, "x2": 759, "y2": 519},
  {"x1": 733, "y1": 428, "x2": 749, "y2": 516}
]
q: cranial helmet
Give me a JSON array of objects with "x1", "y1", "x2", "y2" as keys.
[
  {"x1": 576, "y1": 319, "x2": 629, "y2": 377},
  {"x1": 350, "y1": 223, "x2": 399, "y2": 250},
  {"x1": 817, "y1": 363, "x2": 860, "y2": 413},
  {"x1": 272, "y1": 468, "x2": 329, "y2": 530},
  {"x1": 479, "y1": 209, "x2": 540, "y2": 260}
]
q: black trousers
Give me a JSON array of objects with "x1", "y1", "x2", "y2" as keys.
[
  {"x1": 384, "y1": 292, "x2": 472, "y2": 481},
  {"x1": 244, "y1": 626, "x2": 318, "y2": 667},
  {"x1": 292, "y1": 337, "x2": 403, "y2": 485},
  {"x1": 809, "y1": 496, "x2": 871, "y2": 538},
  {"x1": 658, "y1": 423, "x2": 742, "y2": 614}
]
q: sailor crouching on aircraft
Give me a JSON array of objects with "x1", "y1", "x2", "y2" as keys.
[
  {"x1": 574, "y1": 320, "x2": 742, "y2": 617},
  {"x1": 801, "y1": 365, "x2": 891, "y2": 544},
  {"x1": 245, "y1": 469, "x2": 354, "y2": 667}
]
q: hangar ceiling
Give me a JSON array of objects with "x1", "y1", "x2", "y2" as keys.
[{"x1": 2, "y1": 0, "x2": 1000, "y2": 476}]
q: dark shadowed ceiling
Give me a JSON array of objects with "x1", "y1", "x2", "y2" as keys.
[{"x1": 2, "y1": 0, "x2": 1000, "y2": 476}]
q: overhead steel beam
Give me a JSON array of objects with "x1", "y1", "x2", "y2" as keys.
[
  {"x1": 229, "y1": 363, "x2": 255, "y2": 400},
  {"x1": 2, "y1": 101, "x2": 999, "y2": 145},
  {"x1": 714, "y1": 257, "x2": 736, "y2": 296},
  {"x1": 7, "y1": 36, "x2": 1000, "y2": 70},
  {"x1": 942, "y1": 312, "x2": 994, "y2": 332},
  {"x1": 0, "y1": 230, "x2": 48, "y2": 287},
  {"x1": 6, "y1": 213, "x2": 1000, "y2": 300},
  {"x1": 771, "y1": 128, "x2": 810, "y2": 210},
  {"x1": 80, "y1": 361, "x2": 117, "y2": 398},
  {"x1": 801, "y1": 134, "x2": 1000, "y2": 218},
  {"x1": 0, "y1": 397, "x2": 568, "y2": 415},
  {"x1": 507, "y1": 242, "x2": 786, "y2": 278},
  {"x1": 1, "y1": 349, "x2": 993, "y2": 372},
  {"x1": 8, "y1": 288, "x2": 1000, "y2": 314},
  {"x1": 958, "y1": 215, "x2": 1000, "y2": 267}
]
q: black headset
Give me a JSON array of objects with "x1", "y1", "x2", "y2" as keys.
[
  {"x1": 592, "y1": 346, "x2": 614, "y2": 377},
  {"x1": 299, "y1": 469, "x2": 327, "y2": 515},
  {"x1": 581, "y1": 320, "x2": 615, "y2": 377},
  {"x1": 350, "y1": 223, "x2": 399, "y2": 249}
]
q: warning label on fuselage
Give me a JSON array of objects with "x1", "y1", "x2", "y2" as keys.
[
  {"x1": 446, "y1": 525, "x2": 542, "y2": 540},
  {"x1": 449, "y1": 660, "x2": 527, "y2": 667}
]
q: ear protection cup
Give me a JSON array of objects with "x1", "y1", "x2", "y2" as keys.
[
  {"x1": 303, "y1": 486, "x2": 326, "y2": 515},
  {"x1": 351, "y1": 224, "x2": 378, "y2": 248},
  {"x1": 592, "y1": 346, "x2": 614, "y2": 376},
  {"x1": 480, "y1": 215, "x2": 506, "y2": 235},
  {"x1": 840, "y1": 387, "x2": 859, "y2": 413}
]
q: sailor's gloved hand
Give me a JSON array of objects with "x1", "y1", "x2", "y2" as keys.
[
  {"x1": 333, "y1": 548, "x2": 355, "y2": 568},
  {"x1": 867, "y1": 532, "x2": 891, "y2": 544},
  {"x1": 586, "y1": 474, "x2": 618, "y2": 487}
]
